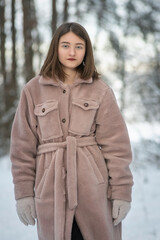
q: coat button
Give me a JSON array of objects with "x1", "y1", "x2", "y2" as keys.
[
  {"x1": 84, "y1": 103, "x2": 89, "y2": 107},
  {"x1": 63, "y1": 89, "x2": 66, "y2": 93},
  {"x1": 62, "y1": 118, "x2": 66, "y2": 123},
  {"x1": 42, "y1": 108, "x2": 45, "y2": 113}
]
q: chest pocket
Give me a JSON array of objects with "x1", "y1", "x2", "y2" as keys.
[
  {"x1": 69, "y1": 98, "x2": 99, "y2": 135},
  {"x1": 34, "y1": 100, "x2": 63, "y2": 141}
]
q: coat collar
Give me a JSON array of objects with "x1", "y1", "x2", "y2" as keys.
[{"x1": 39, "y1": 75, "x2": 93, "y2": 88}]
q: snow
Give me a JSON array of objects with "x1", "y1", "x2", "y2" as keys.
[
  {"x1": 127, "y1": 122, "x2": 160, "y2": 143},
  {"x1": 0, "y1": 156, "x2": 38, "y2": 240},
  {"x1": 0, "y1": 147, "x2": 160, "y2": 240},
  {"x1": 123, "y1": 165, "x2": 160, "y2": 240}
]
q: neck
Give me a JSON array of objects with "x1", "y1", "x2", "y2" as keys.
[{"x1": 64, "y1": 68, "x2": 77, "y2": 85}]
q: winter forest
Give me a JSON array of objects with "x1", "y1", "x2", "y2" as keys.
[{"x1": 0, "y1": 0, "x2": 160, "y2": 239}]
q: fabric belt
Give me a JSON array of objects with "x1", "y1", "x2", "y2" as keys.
[{"x1": 37, "y1": 136, "x2": 97, "y2": 210}]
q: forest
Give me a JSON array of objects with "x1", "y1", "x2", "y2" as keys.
[{"x1": 0, "y1": 0, "x2": 160, "y2": 158}]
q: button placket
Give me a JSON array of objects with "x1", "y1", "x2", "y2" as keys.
[{"x1": 61, "y1": 87, "x2": 69, "y2": 125}]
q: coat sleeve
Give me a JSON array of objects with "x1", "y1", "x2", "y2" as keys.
[
  {"x1": 95, "y1": 87, "x2": 133, "y2": 202},
  {"x1": 10, "y1": 86, "x2": 38, "y2": 200}
]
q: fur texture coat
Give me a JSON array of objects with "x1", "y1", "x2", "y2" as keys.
[{"x1": 10, "y1": 75, "x2": 133, "y2": 240}]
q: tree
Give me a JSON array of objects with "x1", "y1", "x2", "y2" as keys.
[
  {"x1": 63, "y1": 0, "x2": 68, "y2": 22},
  {"x1": 0, "y1": 0, "x2": 41, "y2": 156},
  {"x1": 0, "y1": 0, "x2": 6, "y2": 85},
  {"x1": 52, "y1": 0, "x2": 57, "y2": 35},
  {"x1": 11, "y1": 0, "x2": 17, "y2": 86},
  {"x1": 22, "y1": 0, "x2": 39, "y2": 82},
  {"x1": 0, "y1": 0, "x2": 7, "y2": 156},
  {"x1": 123, "y1": 0, "x2": 160, "y2": 122},
  {"x1": 51, "y1": 0, "x2": 69, "y2": 35}
]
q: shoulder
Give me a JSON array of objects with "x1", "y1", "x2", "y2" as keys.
[
  {"x1": 21, "y1": 75, "x2": 41, "y2": 96},
  {"x1": 91, "y1": 78, "x2": 118, "y2": 107},
  {"x1": 93, "y1": 78, "x2": 111, "y2": 90},
  {"x1": 92, "y1": 78, "x2": 112, "y2": 97},
  {"x1": 25, "y1": 75, "x2": 41, "y2": 89},
  {"x1": 17, "y1": 75, "x2": 41, "y2": 104}
]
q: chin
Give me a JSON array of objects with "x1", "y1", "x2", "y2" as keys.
[{"x1": 64, "y1": 65, "x2": 79, "y2": 71}]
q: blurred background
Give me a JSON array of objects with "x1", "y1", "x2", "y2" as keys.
[{"x1": 0, "y1": 0, "x2": 160, "y2": 239}]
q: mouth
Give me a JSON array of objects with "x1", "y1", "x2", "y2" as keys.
[{"x1": 67, "y1": 58, "x2": 76, "y2": 61}]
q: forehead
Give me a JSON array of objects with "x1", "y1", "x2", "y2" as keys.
[{"x1": 59, "y1": 32, "x2": 85, "y2": 44}]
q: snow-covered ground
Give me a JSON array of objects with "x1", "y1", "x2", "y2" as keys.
[
  {"x1": 123, "y1": 164, "x2": 160, "y2": 240},
  {"x1": 0, "y1": 155, "x2": 38, "y2": 240},
  {"x1": 0, "y1": 137, "x2": 160, "y2": 239}
]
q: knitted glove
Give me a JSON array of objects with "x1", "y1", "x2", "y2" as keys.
[
  {"x1": 16, "y1": 196, "x2": 37, "y2": 226},
  {"x1": 112, "y1": 199, "x2": 131, "y2": 226}
]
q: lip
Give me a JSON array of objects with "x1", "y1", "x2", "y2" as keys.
[{"x1": 67, "y1": 58, "x2": 76, "y2": 61}]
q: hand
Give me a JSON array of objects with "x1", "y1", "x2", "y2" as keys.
[
  {"x1": 16, "y1": 196, "x2": 37, "y2": 226},
  {"x1": 112, "y1": 199, "x2": 131, "y2": 226}
]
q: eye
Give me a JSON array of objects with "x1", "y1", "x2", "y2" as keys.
[
  {"x1": 62, "y1": 44, "x2": 69, "y2": 48},
  {"x1": 76, "y1": 45, "x2": 83, "y2": 49}
]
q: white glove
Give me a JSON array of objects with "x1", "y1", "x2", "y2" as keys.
[
  {"x1": 16, "y1": 196, "x2": 37, "y2": 226},
  {"x1": 112, "y1": 199, "x2": 131, "y2": 226}
]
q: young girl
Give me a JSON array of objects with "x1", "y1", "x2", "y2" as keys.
[{"x1": 10, "y1": 22, "x2": 133, "y2": 240}]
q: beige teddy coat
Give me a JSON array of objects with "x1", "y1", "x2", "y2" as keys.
[{"x1": 10, "y1": 75, "x2": 133, "y2": 240}]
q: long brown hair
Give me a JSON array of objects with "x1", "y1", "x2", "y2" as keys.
[{"x1": 40, "y1": 22, "x2": 100, "y2": 82}]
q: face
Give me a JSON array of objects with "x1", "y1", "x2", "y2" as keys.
[{"x1": 58, "y1": 32, "x2": 86, "y2": 72}]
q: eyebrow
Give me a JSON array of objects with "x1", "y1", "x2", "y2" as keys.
[{"x1": 60, "y1": 41, "x2": 85, "y2": 46}]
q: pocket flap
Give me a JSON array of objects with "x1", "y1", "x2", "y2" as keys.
[
  {"x1": 72, "y1": 98, "x2": 99, "y2": 110},
  {"x1": 34, "y1": 100, "x2": 58, "y2": 116}
]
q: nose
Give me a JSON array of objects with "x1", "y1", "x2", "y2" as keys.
[{"x1": 69, "y1": 47, "x2": 76, "y2": 56}]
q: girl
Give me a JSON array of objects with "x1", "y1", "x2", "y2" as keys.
[{"x1": 10, "y1": 22, "x2": 133, "y2": 240}]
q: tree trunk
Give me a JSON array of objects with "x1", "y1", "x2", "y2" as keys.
[
  {"x1": 52, "y1": 0, "x2": 57, "y2": 35},
  {"x1": 0, "y1": 0, "x2": 6, "y2": 151},
  {"x1": 0, "y1": 0, "x2": 11, "y2": 156},
  {"x1": 63, "y1": 0, "x2": 68, "y2": 22},
  {"x1": 119, "y1": 55, "x2": 126, "y2": 113},
  {"x1": 0, "y1": 0, "x2": 6, "y2": 84},
  {"x1": 22, "y1": 0, "x2": 35, "y2": 82},
  {"x1": 0, "y1": 0, "x2": 6, "y2": 114},
  {"x1": 11, "y1": 0, "x2": 17, "y2": 97}
]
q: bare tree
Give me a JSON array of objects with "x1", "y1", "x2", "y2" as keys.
[
  {"x1": 63, "y1": 0, "x2": 68, "y2": 22},
  {"x1": 11, "y1": 0, "x2": 17, "y2": 97},
  {"x1": 123, "y1": 0, "x2": 160, "y2": 122},
  {"x1": 22, "y1": 0, "x2": 36, "y2": 82},
  {"x1": 52, "y1": 0, "x2": 57, "y2": 35},
  {"x1": 0, "y1": 0, "x2": 18, "y2": 156},
  {"x1": 51, "y1": 0, "x2": 70, "y2": 35},
  {"x1": 0, "y1": 0, "x2": 6, "y2": 156},
  {"x1": 0, "y1": 0, "x2": 6, "y2": 84}
]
